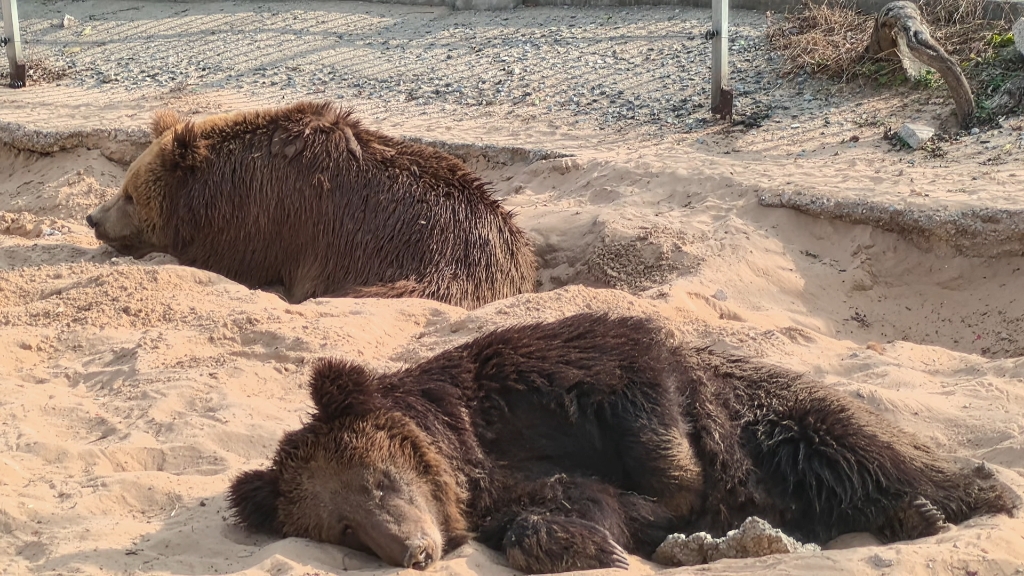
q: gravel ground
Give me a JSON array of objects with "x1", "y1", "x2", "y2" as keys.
[{"x1": 5, "y1": 0, "x2": 791, "y2": 135}]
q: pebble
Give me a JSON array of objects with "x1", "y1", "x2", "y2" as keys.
[{"x1": 869, "y1": 553, "x2": 895, "y2": 568}]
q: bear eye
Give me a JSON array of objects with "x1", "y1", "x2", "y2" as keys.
[
  {"x1": 340, "y1": 524, "x2": 354, "y2": 537},
  {"x1": 373, "y1": 480, "x2": 385, "y2": 499}
]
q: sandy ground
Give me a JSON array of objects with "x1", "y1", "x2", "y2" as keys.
[{"x1": 2, "y1": 1, "x2": 1024, "y2": 575}]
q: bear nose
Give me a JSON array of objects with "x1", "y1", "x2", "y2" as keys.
[
  {"x1": 85, "y1": 214, "x2": 96, "y2": 229},
  {"x1": 404, "y1": 543, "x2": 435, "y2": 571}
]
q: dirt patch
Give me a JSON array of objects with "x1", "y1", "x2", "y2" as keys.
[{"x1": 583, "y1": 228, "x2": 699, "y2": 292}]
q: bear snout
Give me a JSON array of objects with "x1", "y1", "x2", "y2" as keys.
[
  {"x1": 86, "y1": 213, "x2": 97, "y2": 229},
  {"x1": 403, "y1": 540, "x2": 437, "y2": 571}
]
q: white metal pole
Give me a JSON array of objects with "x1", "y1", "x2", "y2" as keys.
[
  {"x1": 2, "y1": 0, "x2": 26, "y2": 88},
  {"x1": 710, "y1": 0, "x2": 728, "y2": 109}
]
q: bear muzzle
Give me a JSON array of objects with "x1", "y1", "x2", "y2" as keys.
[
  {"x1": 85, "y1": 214, "x2": 97, "y2": 229},
  {"x1": 403, "y1": 540, "x2": 437, "y2": 571},
  {"x1": 364, "y1": 533, "x2": 440, "y2": 571}
]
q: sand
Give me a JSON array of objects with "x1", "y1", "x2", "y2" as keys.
[{"x1": 2, "y1": 1, "x2": 1024, "y2": 575}]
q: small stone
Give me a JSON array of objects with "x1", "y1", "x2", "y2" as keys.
[
  {"x1": 62, "y1": 14, "x2": 77, "y2": 28},
  {"x1": 970, "y1": 127, "x2": 981, "y2": 136},
  {"x1": 712, "y1": 289, "x2": 728, "y2": 301},
  {"x1": 869, "y1": 553, "x2": 895, "y2": 568},
  {"x1": 897, "y1": 123, "x2": 935, "y2": 149}
]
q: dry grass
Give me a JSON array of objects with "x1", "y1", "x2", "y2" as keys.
[
  {"x1": 767, "y1": 0, "x2": 1015, "y2": 82},
  {"x1": 767, "y1": 0, "x2": 874, "y2": 79}
]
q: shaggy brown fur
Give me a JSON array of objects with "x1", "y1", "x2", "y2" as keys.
[
  {"x1": 85, "y1": 100, "x2": 537, "y2": 309},
  {"x1": 226, "y1": 313, "x2": 1017, "y2": 574}
]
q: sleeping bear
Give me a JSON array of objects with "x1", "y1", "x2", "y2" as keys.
[{"x1": 226, "y1": 312, "x2": 1017, "y2": 573}]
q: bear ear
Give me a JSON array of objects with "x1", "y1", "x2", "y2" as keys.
[
  {"x1": 269, "y1": 127, "x2": 307, "y2": 160},
  {"x1": 308, "y1": 357, "x2": 379, "y2": 421},
  {"x1": 166, "y1": 120, "x2": 208, "y2": 168},
  {"x1": 226, "y1": 468, "x2": 282, "y2": 535},
  {"x1": 150, "y1": 109, "x2": 183, "y2": 139}
]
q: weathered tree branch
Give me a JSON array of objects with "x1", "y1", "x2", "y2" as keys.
[{"x1": 866, "y1": 0, "x2": 975, "y2": 129}]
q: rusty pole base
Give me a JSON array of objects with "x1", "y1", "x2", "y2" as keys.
[
  {"x1": 9, "y1": 62, "x2": 26, "y2": 88},
  {"x1": 711, "y1": 87, "x2": 734, "y2": 122}
]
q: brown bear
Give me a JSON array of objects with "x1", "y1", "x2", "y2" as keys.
[
  {"x1": 225, "y1": 313, "x2": 1017, "y2": 574},
  {"x1": 85, "y1": 100, "x2": 537, "y2": 309}
]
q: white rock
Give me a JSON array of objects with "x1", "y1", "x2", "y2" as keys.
[
  {"x1": 897, "y1": 123, "x2": 935, "y2": 149},
  {"x1": 1013, "y1": 18, "x2": 1024, "y2": 57},
  {"x1": 652, "y1": 517, "x2": 821, "y2": 567},
  {"x1": 62, "y1": 14, "x2": 77, "y2": 28}
]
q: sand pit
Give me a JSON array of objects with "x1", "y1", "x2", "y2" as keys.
[
  {"x1": 4, "y1": 133, "x2": 1024, "y2": 575},
  {"x1": 2, "y1": 0, "x2": 1024, "y2": 575}
]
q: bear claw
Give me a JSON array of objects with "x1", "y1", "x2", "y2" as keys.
[
  {"x1": 504, "y1": 515, "x2": 631, "y2": 574},
  {"x1": 606, "y1": 539, "x2": 630, "y2": 570},
  {"x1": 900, "y1": 496, "x2": 948, "y2": 540},
  {"x1": 912, "y1": 496, "x2": 948, "y2": 529}
]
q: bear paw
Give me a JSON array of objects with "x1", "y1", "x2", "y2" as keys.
[
  {"x1": 907, "y1": 496, "x2": 949, "y2": 539},
  {"x1": 503, "y1": 515, "x2": 630, "y2": 574},
  {"x1": 881, "y1": 495, "x2": 949, "y2": 542}
]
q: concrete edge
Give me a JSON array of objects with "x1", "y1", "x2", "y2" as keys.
[
  {"x1": 759, "y1": 190, "x2": 1024, "y2": 259},
  {"x1": 0, "y1": 120, "x2": 574, "y2": 167},
  {"x1": 402, "y1": 136, "x2": 574, "y2": 166}
]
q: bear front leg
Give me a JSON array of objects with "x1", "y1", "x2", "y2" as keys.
[
  {"x1": 477, "y1": 474, "x2": 677, "y2": 574},
  {"x1": 503, "y1": 514, "x2": 630, "y2": 574}
]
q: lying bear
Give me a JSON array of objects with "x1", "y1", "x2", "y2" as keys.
[
  {"x1": 226, "y1": 313, "x2": 1017, "y2": 574},
  {"x1": 85, "y1": 100, "x2": 537, "y2": 309}
]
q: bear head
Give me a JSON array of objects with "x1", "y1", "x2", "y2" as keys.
[
  {"x1": 86, "y1": 109, "x2": 206, "y2": 258},
  {"x1": 226, "y1": 358, "x2": 470, "y2": 570}
]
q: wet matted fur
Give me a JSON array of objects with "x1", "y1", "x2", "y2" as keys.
[
  {"x1": 226, "y1": 313, "x2": 1018, "y2": 574},
  {"x1": 85, "y1": 100, "x2": 537, "y2": 308}
]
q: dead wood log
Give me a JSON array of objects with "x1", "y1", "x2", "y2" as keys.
[{"x1": 866, "y1": 0, "x2": 975, "y2": 129}]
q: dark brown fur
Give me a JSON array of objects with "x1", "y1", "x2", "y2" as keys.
[
  {"x1": 226, "y1": 313, "x2": 1017, "y2": 574},
  {"x1": 85, "y1": 101, "x2": 537, "y2": 309}
]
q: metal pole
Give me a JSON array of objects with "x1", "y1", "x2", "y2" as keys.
[
  {"x1": 2, "y1": 0, "x2": 26, "y2": 88},
  {"x1": 710, "y1": 0, "x2": 728, "y2": 109}
]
